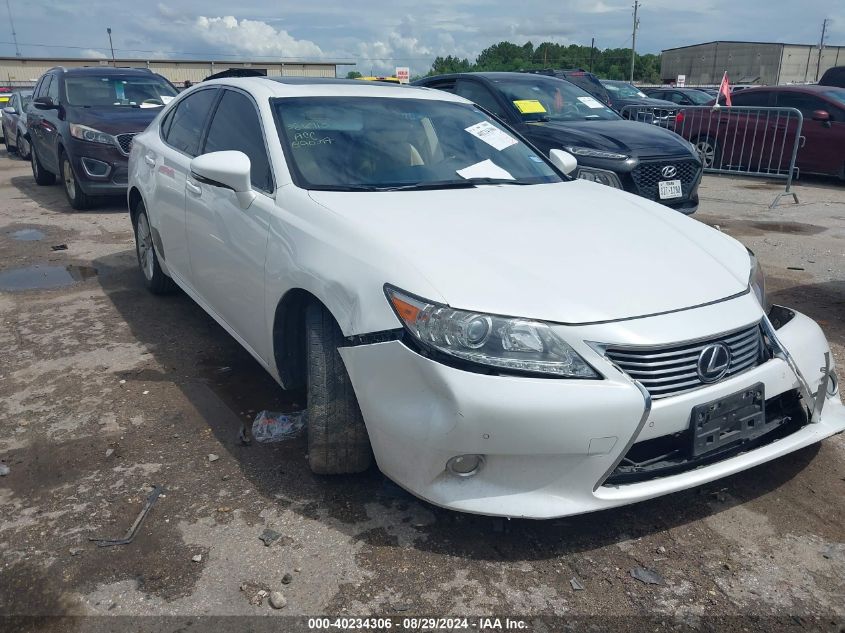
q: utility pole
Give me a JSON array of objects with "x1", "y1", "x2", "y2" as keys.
[
  {"x1": 630, "y1": 1, "x2": 640, "y2": 82},
  {"x1": 5, "y1": 0, "x2": 21, "y2": 57},
  {"x1": 590, "y1": 37, "x2": 595, "y2": 72},
  {"x1": 107, "y1": 27, "x2": 115, "y2": 66},
  {"x1": 815, "y1": 18, "x2": 830, "y2": 82}
]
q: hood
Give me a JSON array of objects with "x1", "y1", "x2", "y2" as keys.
[
  {"x1": 65, "y1": 106, "x2": 160, "y2": 135},
  {"x1": 309, "y1": 180, "x2": 750, "y2": 325},
  {"x1": 527, "y1": 119, "x2": 695, "y2": 154}
]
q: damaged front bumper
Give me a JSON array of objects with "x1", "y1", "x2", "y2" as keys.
[{"x1": 339, "y1": 294, "x2": 845, "y2": 519}]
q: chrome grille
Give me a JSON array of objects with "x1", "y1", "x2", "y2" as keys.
[
  {"x1": 630, "y1": 158, "x2": 700, "y2": 201},
  {"x1": 115, "y1": 133, "x2": 136, "y2": 156},
  {"x1": 604, "y1": 323, "x2": 765, "y2": 399}
]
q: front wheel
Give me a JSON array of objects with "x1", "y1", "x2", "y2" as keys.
[
  {"x1": 17, "y1": 133, "x2": 30, "y2": 160},
  {"x1": 61, "y1": 152, "x2": 93, "y2": 210},
  {"x1": 694, "y1": 136, "x2": 720, "y2": 169},
  {"x1": 31, "y1": 144, "x2": 56, "y2": 186},
  {"x1": 305, "y1": 302, "x2": 373, "y2": 475},
  {"x1": 133, "y1": 200, "x2": 175, "y2": 294}
]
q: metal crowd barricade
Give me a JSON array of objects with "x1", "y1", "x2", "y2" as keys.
[{"x1": 620, "y1": 104, "x2": 804, "y2": 209}]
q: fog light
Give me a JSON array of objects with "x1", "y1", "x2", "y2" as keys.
[
  {"x1": 80, "y1": 157, "x2": 111, "y2": 178},
  {"x1": 446, "y1": 454, "x2": 484, "y2": 477},
  {"x1": 828, "y1": 370, "x2": 839, "y2": 396}
]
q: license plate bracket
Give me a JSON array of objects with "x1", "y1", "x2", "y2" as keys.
[
  {"x1": 690, "y1": 383, "x2": 766, "y2": 457},
  {"x1": 658, "y1": 179, "x2": 683, "y2": 199}
]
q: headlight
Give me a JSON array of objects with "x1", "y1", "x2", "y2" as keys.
[
  {"x1": 575, "y1": 167, "x2": 623, "y2": 189},
  {"x1": 748, "y1": 249, "x2": 771, "y2": 312},
  {"x1": 385, "y1": 285, "x2": 599, "y2": 378},
  {"x1": 566, "y1": 146, "x2": 628, "y2": 160},
  {"x1": 69, "y1": 123, "x2": 114, "y2": 145}
]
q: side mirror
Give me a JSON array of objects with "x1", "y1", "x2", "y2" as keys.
[
  {"x1": 2, "y1": 106, "x2": 16, "y2": 115},
  {"x1": 811, "y1": 109, "x2": 830, "y2": 122},
  {"x1": 548, "y1": 149, "x2": 578, "y2": 176},
  {"x1": 33, "y1": 96, "x2": 57, "y2": 110},
  {"x1": 190, "y1": 150, "x2": 256, "y2": 209}
]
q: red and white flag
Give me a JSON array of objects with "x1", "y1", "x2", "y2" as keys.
[{"x1": 718, "y1": 71, "x2": 732, "y2": 106}]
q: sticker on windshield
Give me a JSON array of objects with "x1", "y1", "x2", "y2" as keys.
[
  {"x1": 456, "y1": 159, "x2": 515, "y2": 181},
  {"x1": 513, "y1": 99, "x2": 547, "y2": 114},
  {"x1": 464, "y1": 121, "x2": 518, "y2": 151},
  {"x1": 577, "y1": 96, "x2": 605, "y2": 109}
]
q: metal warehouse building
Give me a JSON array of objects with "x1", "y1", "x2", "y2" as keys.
[
  {"x1": 0, "y1": 57, "x2": 355, "y2": 87},
  {"x1": 660, "y1": 41, "x2": 845, "y2": 85}
]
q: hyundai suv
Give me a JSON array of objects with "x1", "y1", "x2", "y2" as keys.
[{"x1": 27, "y1": 66, "x2": 177, "y2": 209}]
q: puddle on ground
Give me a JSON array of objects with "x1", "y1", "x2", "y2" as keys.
[
  {"x1": 10, "y1": 228, "x2": 46, "y2": 241},
  {"x1": 0, "y1": 265, "x2": 98, "y2": 291},
  {"x1": 718, "y1": 221, "x2": 826, "y2": 237}
]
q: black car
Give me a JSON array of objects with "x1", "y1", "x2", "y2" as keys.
[
  {"x1": 27, "y1": 66, "x2": 177, "y2": 209},
  {"x1": 642, "y1": 87, "x2": 714, "y2": 106},
  {"x1": 414, "y1": 72, "x2": 702, "y2": 214},
  {"x1": 524, "y1": 68, "x2": 611, "y2": 104},
  {"x1": 2, "y1": 90, "x2": 33, "y2": 159},
  {"x1": 599, "y1": 80, "x2": 679, "y2": 125},
  {"x1": 819, "y1": 66, "x2": 845, "y2": 88}
]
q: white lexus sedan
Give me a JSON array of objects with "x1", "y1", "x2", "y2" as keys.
[{"x1": 127, "y1": 77, "x2": 844, "y2": 519}]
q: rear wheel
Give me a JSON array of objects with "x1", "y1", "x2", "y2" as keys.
[
  {"x1": 305, "y1": 302, "x2": 373, "y2": 475},
  {"x1": 30, "y1": 144, "x2": 56, "y2": 185},
  {"x1": 61, "y1": 152, "x2": 93, "y2": 210},
  {"x1": 133, "y1": 200, "x2": 175, "y2": 294},
  {"x1": 694, "y1": 136, "x2": 720, "y2": 169}
]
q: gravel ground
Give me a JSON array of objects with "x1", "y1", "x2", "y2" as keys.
[{"x1": 0, "y1": 147, "x2": 843, "y2": 633}]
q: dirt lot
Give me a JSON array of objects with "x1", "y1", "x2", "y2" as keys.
[{"x1": 0, "y1": 147, "x2": 843, "y2": 633}]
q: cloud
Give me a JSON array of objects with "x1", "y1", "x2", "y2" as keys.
[
  {"x1": 80, "y1": 49, "x2": 108, "y2": 59},
  {"x1": 192, "y1": 15, "x2": 325, "y2": 59}
]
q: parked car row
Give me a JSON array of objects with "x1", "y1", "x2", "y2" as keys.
[
  {"x1": 1, "y1": 89, "x2": 32, "y2": 158},
  {"x1": 3, "y1": 68, "x2": 843, "y2": 518}
]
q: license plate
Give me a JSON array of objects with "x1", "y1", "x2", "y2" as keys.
[
  {"x1": 658, "y1": 179, "x2": 683, "y2": 199},
  {"x1": 690, "y1": 383, "x2": 767, "y2": 457}
]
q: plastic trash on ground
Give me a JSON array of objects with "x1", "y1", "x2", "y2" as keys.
[{"x1": 252, "y1": 410, "x2": 307, "y2": 443}]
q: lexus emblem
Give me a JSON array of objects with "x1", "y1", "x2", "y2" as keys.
[
  {"x1": 661, "y1": 165, "x2": 678, "y2": 179},
  {"x1": 697, "y1": 343, "x2": 731, "y2": 383}
]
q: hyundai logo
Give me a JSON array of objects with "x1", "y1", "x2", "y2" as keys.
[
  {"x1": 661, "y1": 165, "x2": 678, "y2": 179},
  {"x1": 697, "y1": 343, "x2": 732, "y2": 383}
]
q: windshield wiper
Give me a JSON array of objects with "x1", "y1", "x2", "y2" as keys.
[{"x1": 379, "y1": 178, "x2": 531, "y2": 192}]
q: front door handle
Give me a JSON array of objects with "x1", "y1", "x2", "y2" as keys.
[
  {"x1": 186, "y1": 181, "x2": 202, "y2": 196},
  {"x1": 144, "y1": 154, "x2": 156, "y2": 167}
]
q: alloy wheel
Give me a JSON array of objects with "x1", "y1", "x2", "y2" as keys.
[
  {"x1": 63, "y1": 159, "x2": 76, "y2": 200},
  {"x1": 136, "y1": 213, "x2": 155, "y2": 281}
]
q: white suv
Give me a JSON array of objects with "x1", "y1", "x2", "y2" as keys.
[{"x1": 127, "y1": 77, "x2": 844, "y2": 519}]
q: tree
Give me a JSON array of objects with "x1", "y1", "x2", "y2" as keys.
[
  {"x1": 346, "y1": 71, "x2": 362, "y2": 79},
  {"x1": 428, "y1": 55, "x2": 472, "y2": 76}
]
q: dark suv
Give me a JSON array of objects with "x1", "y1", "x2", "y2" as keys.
[
  {"x1": 27, "y1": 66, "x2": 177, "y2": 209},
  {"x1": 415, "y1": 72, "x2": 703, "y2": 213}
]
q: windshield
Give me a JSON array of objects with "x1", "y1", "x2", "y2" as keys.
[
  {"x1": 273, "y1": 97, "x2": 562, "y2": 191},
  {"x1": 684, "y1": 90, "x2": 713, "y2": 105},
  {"x1": 64, "y1": 75, "x2": 177, "y2": 107},
  {"x1": 604, "y1": 82, "x2": 648, "y2": 99},
  {"x1": 491, "y1": 76, "x2": 620, "y2": 122}
]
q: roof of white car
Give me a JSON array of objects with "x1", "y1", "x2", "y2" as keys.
[{"x1": 199, "y1": 76, "x2": 468, "y2": 103}]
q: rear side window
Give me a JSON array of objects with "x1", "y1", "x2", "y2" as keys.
[
  {"x1": 202, "y1": 90, "x2": 273, "y2": 193},
  {"x1": 163, "y1": 89, "x2": 218, "y2": 156},
  {"x1": 725, "y1": 90, "x2": 771, "y2": 107}
]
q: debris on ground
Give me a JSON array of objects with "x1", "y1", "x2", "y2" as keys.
[
  {"x1": 787, "y1": 266, "x2": 805, "y2": 271},
  {"x1": 69, "y1": 548, "x2": 83, "y2": 556},
  {"x1": 208, "y1": 453, "x2": 219, "y2": 462},
  {"x1": 50, "y1": 244, "x2": 68, "y2": 251},
  {"x1": 192, "y1": 554, "x2": 202, "y2": 563},
  {"x1": 0, "y1": 464, "x2": 9, "y2": 476},
  {"x1": 252, "y1": 410, "x2": 306, "y2": 443},
  {"x1": 281, "y1": 573, "x2": 293, "y2": 584},
  {"x1": 630, "y1": 567, "x2": 665, "y2": 585},
  {"x1": 294, "y1": 567, "x2": 301, "y2": 573},
  {"x1": 259, "y1": 528, "x2": 282, "y2": 546},
  {"x1": 89, "y1": 485, "x2": 163, "y2": 547},
  {"x1": 105, "y1": 448, "x2": 114, "y2": 457},
  {"x1": 570, "y1": 577, "x2": 585, "y2": 591},
  {"x1": 268, "y1": 591, "x2": 287, "y2": 609}
]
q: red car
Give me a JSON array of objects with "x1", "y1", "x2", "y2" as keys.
[{"x1": 674, "y1": 85, "x2": 845, "y2": 179}]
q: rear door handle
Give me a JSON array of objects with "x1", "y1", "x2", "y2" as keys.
[
  {"x1": 144, "y1": 154, "x2": 156, "y2": 166},
  {"x1": 186, "y1": 181, "x2": 202, "y2": 196}
]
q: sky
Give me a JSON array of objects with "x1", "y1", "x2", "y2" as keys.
[{"x1": 1, "y1": 0, "x2": 843, "y2": 76}]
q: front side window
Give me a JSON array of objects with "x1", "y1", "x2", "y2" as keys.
[
  {"x1": 456, "y1": 81, "x2": 507, "y2": 119},
  {"x1": 63, "y1": 75, "x2": 177, "y2": 107},
  {"x1": 273, "y1": 96, "x2": 561, "y2": 191},
  {"x1": 491, "y1": 76, "x2": 620, "y2": 123},
  {"x1": 163, "y1": 89, "x2": 218, "y2": 157},
  {"x1": 776, "y1": 92, "x2": 832, "y2": 117},
  {"x1": 603, "y1": 82, "x2": 648, "y2": 99},
  {"x1": 684, "y1": 90, "x2": 714, "y2": 105},
  {"x1": 47, "y1": 76, "x2": 60, "y2": 103},
  {"x1": 203, "y1": 90, "x2": 273, "y2": 192}
]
